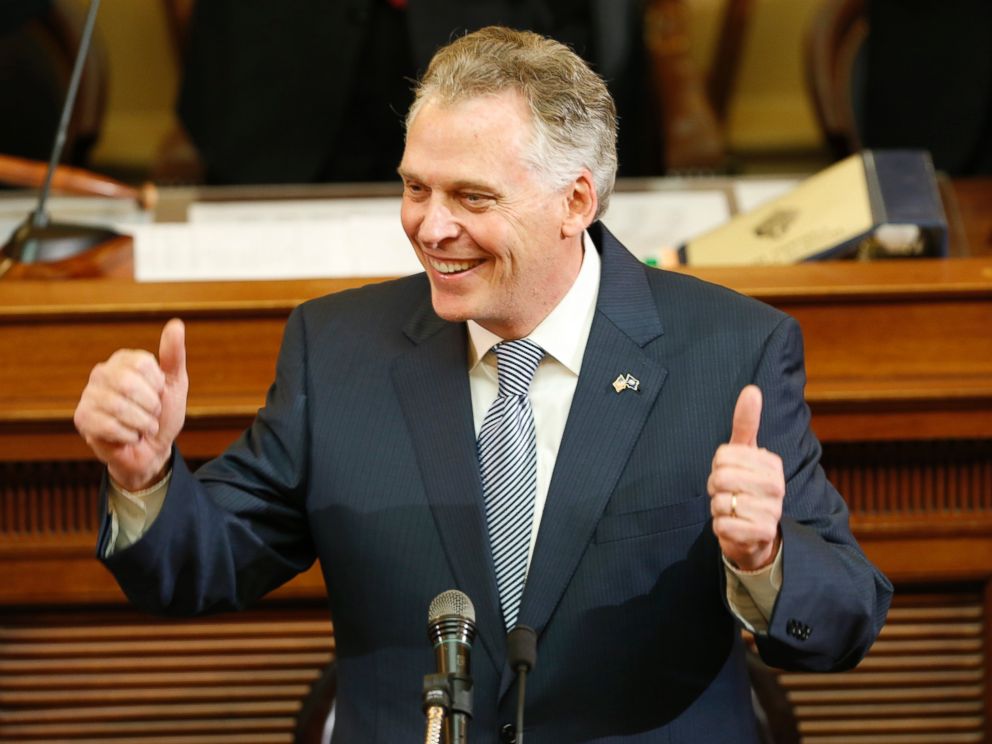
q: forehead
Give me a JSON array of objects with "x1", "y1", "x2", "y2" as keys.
[{"x1": 400, "y1": 91, "x2": 537, "y2": 184}]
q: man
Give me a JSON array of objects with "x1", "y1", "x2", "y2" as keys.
[{"x1": 74, "y1": 27, "x2": 892, "y2": 743}]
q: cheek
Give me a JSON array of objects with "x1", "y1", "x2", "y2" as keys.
[{"x1": 399, "y1": 204, "x2": 420, "y2": 240}]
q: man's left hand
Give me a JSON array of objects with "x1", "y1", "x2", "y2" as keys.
[{"x1": 708, "y1": 385, "x2": 784, "y2": 571}]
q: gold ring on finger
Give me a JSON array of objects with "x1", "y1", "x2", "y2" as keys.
[{"x1": 730, "y1": 493, "x2": 738, "y2": 519}]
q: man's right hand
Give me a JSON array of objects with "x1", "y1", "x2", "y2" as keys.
[{"x1": 73, "y1": 319, "x2": 188, "y2": 491}]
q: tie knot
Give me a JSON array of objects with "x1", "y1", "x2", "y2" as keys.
[{"x1": 492, "y1": 339, "x2": 544, "y2": 397}]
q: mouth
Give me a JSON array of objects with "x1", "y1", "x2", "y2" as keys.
[{"x1": 427, "y1": 257, "x2": 484, "y2": 275}]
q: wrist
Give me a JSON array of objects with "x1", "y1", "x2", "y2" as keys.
[
  {"x1": 735, "y1": 533, "x2": 782, "y2": 573},
  {"x1": 109, "y1": 457, "x2": 171, "y2": 493}
]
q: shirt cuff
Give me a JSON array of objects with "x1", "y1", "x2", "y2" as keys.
[
  {"x1": 105, "y1": 471, "x2": 172, "y2": 557},
  {"x1": 722, "y1": 545, "x2": 783, "y2": 633}
]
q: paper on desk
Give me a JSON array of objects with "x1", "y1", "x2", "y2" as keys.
[
  {"x1": 187, "y1": 197, "x2": 401, "y2": 223},
  {"x1": 131, "y1": 190, "x2": 732, "y2": 281},
  {"x1": 129, "y1": 217, "x2": 422, "y2": 282},
  {"x1": 603, "y1": 191, "x2": 730, "y2": 263},
  {"x1": 133, "y1": 197, "x2": 413, "y2": 281}
]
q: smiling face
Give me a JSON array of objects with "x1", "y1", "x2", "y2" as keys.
[{"x1": 398, "y1": 91, "x2": 594, "y2": 340}]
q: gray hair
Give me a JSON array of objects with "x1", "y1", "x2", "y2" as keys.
[{"x1": 407, "y1": 26, "x2": 618, "y2": 219}]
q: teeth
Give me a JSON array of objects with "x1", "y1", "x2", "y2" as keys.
[{"x1": 430, "y1": 258, "x2": 481, "y2": 274}]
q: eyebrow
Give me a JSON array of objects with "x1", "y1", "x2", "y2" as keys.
[{"x1": 397, "y1": 170, "x2": 498, "y2": 195}]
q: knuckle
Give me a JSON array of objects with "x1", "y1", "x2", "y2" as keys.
[
  {"x1": 89, "y1": 362, "x2": 107, "y2": 384},
  {"x1": 110, "y1": 395, "x2": 129, "y2": 421},
  {"x1": 107, "y1": 349, "x2": 133, "y2": 366},
  {"x1": 135, "y1": 354, "x2": 164, "y2": 381},
  {"x1": 117, "y1": 375, "x2": 138, "y2": 400}
]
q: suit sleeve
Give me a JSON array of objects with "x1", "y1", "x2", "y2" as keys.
[
  {"x1": 99, "y1": 307, "x2": 317, "y2": 616},
  {"x1": 744, "y1": 315, "x2": 893, "y2": 671}
]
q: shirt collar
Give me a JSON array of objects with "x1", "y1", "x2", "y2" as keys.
[{"x1": 467, "y1": 231, "x2": 601, "y2": 374}]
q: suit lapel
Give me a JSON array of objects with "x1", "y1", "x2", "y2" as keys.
[
  {"x1": 499, "y1": 224, "x2": 669, "y2": 697},
  {"x1": 391, "y1": 298, "x2": 504, "y2": 672}
]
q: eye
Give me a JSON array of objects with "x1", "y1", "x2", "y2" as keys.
[
  {"x1": 403, "y1": 181, "x2": 428, "y2": 199},
  {"x1": 461, "y1": 192, "x2": 493, "y2": 208}
]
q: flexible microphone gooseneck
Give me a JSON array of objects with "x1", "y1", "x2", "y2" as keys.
[
  {"x1": 1, "y1": 0, "x2": 123, "y2": 268},
  {"x1": 506, "y1": 625, "x2": 537, "y2": 744},
  {"x1": 423, "y1": 590, "x2": 476, "y2": 744}
]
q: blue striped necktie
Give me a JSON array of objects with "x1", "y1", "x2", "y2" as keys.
[{"x1": 478, "y1": 338, "x2": 544, "y2": 631}]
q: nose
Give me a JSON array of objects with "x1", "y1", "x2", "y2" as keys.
[{"x1": 416, "y1": 197, "x2": 459, "y2": 248}]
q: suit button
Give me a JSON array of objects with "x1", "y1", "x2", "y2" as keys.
[
  {"x1": 500, "y1": 723, "x2": 517, "y2": 743},
  {"x1": 787, "y1": 618, "x2": 811, "y2": 641}
]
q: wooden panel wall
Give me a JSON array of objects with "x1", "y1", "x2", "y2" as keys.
[
  {"x1": 776, "y1": 588, "x2": 987, "y2": 743},
  {"x1": 0, "y1": 605, "x2": 333, "y2": 743},
  {"x1": 825, "y1": 440, "x2": 992, "y2": 530},
  {"x1": 1, "y1": 461, "x2": 104, "y2": 546}
]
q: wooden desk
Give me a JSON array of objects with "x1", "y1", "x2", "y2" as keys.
[
  {"x1": 947, "y1": 177, "x2": 992, "y2": 257},
  {"x1": 1, "y1": 185, "x2": 991, "y2": 741}
]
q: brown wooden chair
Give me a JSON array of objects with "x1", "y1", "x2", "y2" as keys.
[
  {"x1": 150, "y1": 0, "x2": 206, "y2": 184},
  {"x1": 804, "y1": 0, "x2": 868, "y2": 160},
  {"x1": 293, "y1": 660, "x2": 338, "y2": 744},
  {"x1": 644, "y1": 0, "x2": 756, "y2": 173},
  {"x1": 746, "y1": 644, "x2": 801, "y2": 744}
]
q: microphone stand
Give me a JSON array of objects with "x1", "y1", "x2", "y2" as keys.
[
  {"x1": 422, "y1": 674, "x2": 451, "y2": 744},
  {"x1": 423, "y1": 590, "x2": 476, "y2": 744},
  {"x1": 422, "y1": 668, "x2": 472, "y2": 744},
  {"x1": 1, "y1": 0, "x2": 123, "y2": 266},
  {"x1": 507, "y1": 625, "x2": 537, "y2": 744}
]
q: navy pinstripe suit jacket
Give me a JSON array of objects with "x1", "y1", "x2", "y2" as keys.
[{"x1": 101, "y1": 223, "x2": 892, "y2": 742}]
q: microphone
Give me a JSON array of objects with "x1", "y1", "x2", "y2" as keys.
[
  {"x1": 506, "y1": 625, "x2": 537, "y2": 744},
  {"x1": 423, "y1": 589, "x2": 476, "y2": 744},
  {"x1": 0, "y1": 0, "x2": 124, "y2": 268}
]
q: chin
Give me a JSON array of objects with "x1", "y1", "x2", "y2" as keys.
[{"x1": 429, "y1": 297, "x2": 474, "y2": 325}]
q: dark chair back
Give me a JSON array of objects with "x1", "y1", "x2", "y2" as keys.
[
  {"x1": 804, "y1": 0, "x2": 868, "y2": 159},
  {"x1": 294, "y1": 660, "x2": 338, "y2": 744},
  {"x1": 0, "y1": 0, "x2": 108, "y2": 167}
]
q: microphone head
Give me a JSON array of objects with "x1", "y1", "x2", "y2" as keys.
[
  {"x1": 428, "y1": 589, "x2": 476, "y2": 626},
  {"x1": 507, "y1": 625, "x2": 537, "y2": 672},
  {"x1": 427, "y1": 590, "x2": 477, "y2": 648}
]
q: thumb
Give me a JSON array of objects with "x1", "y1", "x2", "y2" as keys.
[
  {"x1": 158, "y1": 318, "x2": 187, "y2": 384},
  {"x1": 730, "y1": 384, "x2": 762, "y2": 447}
]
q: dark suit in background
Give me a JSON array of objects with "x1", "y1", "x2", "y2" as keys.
[
  {"x1": 177, "y1": 0, "x2": 659, "y2": 183},
  {"x1": 101, "y1": 224, "x2": 891, "y2": 742},
  {"x1": 864, "y1": 0, "x2": 992, "y2": 176},
  {"x1": 0, "y1": 0, "x2": 66, "y2": 163}
]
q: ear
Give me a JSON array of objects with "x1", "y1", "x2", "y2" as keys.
[{"x1": 560, "y1": 169, "x2": 598, "y2": 238}]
